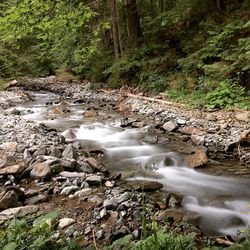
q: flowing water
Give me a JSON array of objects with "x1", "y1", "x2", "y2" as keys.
[{"x1": 9, "y1": 91, "x2": 250, "y2": 237}]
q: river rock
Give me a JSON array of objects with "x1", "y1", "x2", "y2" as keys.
[
  {"x1": 85, "y1": 175, "x2": 102, "y2": 185},
  {"x1": 30, "y1": 162, "x2": 51, "y2": 180},
  {"x1": 24, "y1": 194, "x2": 48, "y2": 205},
  {"x1": 163, "y1": 122, "x2": 177, "y2": 132},
  {"x1": 50, "y1": 164, "x2": 64, "y2": 174},
  {"x1": 1, "y1": 141, "x2": 18, "y2": 151},
  {"x1": 60, "y1": 186, "x2": 78, "y2": 196},
  {"x1": 0, "y1": 190, "x2": 19, "y2": 210},
  {"x1": 59, "y1": 171, "x2": 86, "y2": 178},
  {"x1": 179, "y1": 126, "x2": 204, "y2": 136},
  {"x1": 86, "y1": 158, "x2": 108, "y2": 173},
  {"x1": 50, "y1": 146, "x2": 62, "y2": 158},
  {"x1": 62, "y1": 144, "x2": 77, "y2": 159},
  {"x1": 132, "y1": 181, "x2": 163, "y2": 192},
  {"x1": 112, "y1": 192, "x2": 130, "y2": 204},
  {"x1": 191, "y1": 135, "x2": 205, "y2": 146},
  {"x1": 0, "y1": 155, "x2": 17, "y2": 168},
  {"x1": 103, "y1": 199, "x2": 118, "y2": 210},
  {"x1": 0, "y1": 205, "x2": 39, "y2": 221},
  {"x1": 185, "y1": 149, "x2": 208, "y2": 168},
  {"x1": 62, "y1": 129, "x2": 76, "y2": 140},
  {"x1": 58, "y1": 218, "x2": 76, "y2": 229},
  {"x1": 74, "y1": 188, "x2": 92, "y2": 198},
  {"x1": 157, "y1": 208, "x2": 184, "y2": 225},
  {"x1": 33, "y1": 145, "x2": 47, "y2": 156},
  {"x1": 0, "y1": 165, "x2": 25, "y2": 175},
  {"x1": 24, "y1": 148, "x2": 32, "y2": 160}
]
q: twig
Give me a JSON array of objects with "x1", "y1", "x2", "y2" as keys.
[{"x1": 92, "y1": 229, "x2": 99, "y2": 250}]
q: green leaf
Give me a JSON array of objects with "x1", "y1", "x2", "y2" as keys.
[{"x1": 3, "y1": 242, "x2": 18, "y2": 250}]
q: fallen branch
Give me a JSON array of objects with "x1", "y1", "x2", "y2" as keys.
[
  {"x1": 215, "y1": 237, "x2": 234, "y2": 246},
  {"x1": 124, "y1": 93, "x2": 186, "y2": 108}
]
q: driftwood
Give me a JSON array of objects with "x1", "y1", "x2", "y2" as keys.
[
  {"x1": 215, "y1": 237, "x2": 234, "y2": 246},
  {"x1": 124, "y1": 93, "x2": 186, "y2": 108}
]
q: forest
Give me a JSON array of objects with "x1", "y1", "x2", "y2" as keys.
[{"x1": 0, "y1": 0, "x2": 249, "y2": 108}]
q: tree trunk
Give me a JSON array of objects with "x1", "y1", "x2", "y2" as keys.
[
  {"x1": 125, "y1": 0, "x2": 141, "y2": 40},
  {"x1": 115, "y1": 1, "x2": 124, "y2": 56},
  {"x1": 108, "y1": 0, "x2": 120, "y2": 58}
]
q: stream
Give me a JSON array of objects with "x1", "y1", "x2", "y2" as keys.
[{"x1": 8, "y1": 91, "x2": 250, "y2": 238}]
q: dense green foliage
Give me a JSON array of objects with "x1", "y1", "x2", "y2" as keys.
[
  {"x1": 0, "y1": 0, "x2": 249, "y2": 108},
  {"x1": 0, "y1": 211, "x2": 82, "y2": 250}
]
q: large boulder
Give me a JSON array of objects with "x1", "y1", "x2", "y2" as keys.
[{"x1": 0, "y1": 190, "x2": 19, "y2": 210}]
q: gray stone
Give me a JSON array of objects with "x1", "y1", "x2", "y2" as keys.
[
  {"x1": 59, "y1": 171, "x2": 86, "y2": 178},
  {"x1": 95, "y1": 229, "x2": 104, "y2": 240},
  {"x1": 30, "y1": 162, "x2": 51, "y2": 180},
  {"x1": 103, "y1": 199, "x2": 118, "y2": 210},
  {"x1": 0, "y1": 190, "x2": 19, "y2": 210},
  {"x1": 50, "y1": 164, "x2": 64, "y2": 174},
  {"x1": 24, "y1": 194, "x2": 48, "y2": 205},
  {"x1": 191, "y1": 135, "x2": 205, "y2": 146},
  {"x1": 62, "y1": 144, "x2": 77, "y2": 159},
  {"x1": 33, "y1": 145, "x2": 47, "y2": 156},
  {"x1": 24, "y1": 149, "x2": 32, "y2": 160},
  {"x1": 50, "y1": 147, "x2": 62, "y2": 158},
  {"x1": 85, "y1": 175, "x2": 102, "y2": 185},
  {"x1": 177, "y1": 119, "x2": 187, "y2": 125},
  {"x1": 0, "y1": 205, "x2": 39, "y2": 221},
  {"x1": 112, "y1": 192, "x2": 130, "y2": 204},
  {"x1": 100, "y1": 207, "x2": 107, "y2": 218},
  {"x1": 58, "y1": 218, "x2": 76, "y2": 229},
  {"x1": 0, "y1": 165, "x2": 25, "y2": 175},
  {"x1": 60, "y1": 186, "x2": 78, "y2": 196},
  {"x1": 163, "y1": 122, "x2": 177, "y2": 132},
  {"x1": 75, "y1": 188, "x2": 92, "y2": 198}
]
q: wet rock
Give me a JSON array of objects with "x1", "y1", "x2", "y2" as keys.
[
  {"x1": 163, "y1": 121, "x2": 177, "y2": 132},
  {"x1": 85, "y1": 175, "x2": 102, "y2": 186},
  {"x1": 185, "y1": 148, "x2": 208, "y2": 168},
  {"x1": 143, "y1": 135, "x2": 158, "y2": 144},
  {"x1": 0, "y1": 165, "x2": 25, "y2": 175},
  {"x1": 132, "y1": 181, "x2": 163, "y2": 192},
  {"x1": 157, "y1": 208, "x2": 184, "y2": 225},
  {"x1": 60, "y1": 186, "x2": 78, "y2": 196},
  {"x1": 0, "y1": 190, "x2": 19, "y2": 210},
  {"x1": 33, "y1": 145, "x2": 47, "y2": 157},
  {"x1": 10, "y1": 108, "x2": 21, "y2": 115},
  {"x1": 62, "y1": 129, "x2": 76, "y2": 140},
  {"x1": 24, "y1": 194, "x2": 48, "y2": 205},
  {"x1": 62, "y1": 144, "x2": 77, "y2": 159},
  {"x1": 85, "y1": 110, "x2": 97, "y2": 117},
  {"x1": 58, "y1": 159, "x2": 76, "y2": 170},
  {"x1": 30, "y1": 162, "x2": 51, "y2": 180},
  {"x1": 58, "y1": 218, "x2": 76, "y2": 229},
  {"x1": 0, "y1": 205, "x2": 39, "y2": 222},
  {"x1": 191, "y1": 135, "x2": 205, "y2": 146}
]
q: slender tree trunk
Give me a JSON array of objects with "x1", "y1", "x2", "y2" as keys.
[
  {"x1": 125, "y1": 0, "x2": 141, "y2": 40},
  {"x1": 115, "y1": 1, "x2": 124, "y2": 56},
  {"x1": 108, "y1": 0, "x2": 120, "y2": 58},
  {"x1": 216, "y1": 0, "x2": 221, "y2": 9}
]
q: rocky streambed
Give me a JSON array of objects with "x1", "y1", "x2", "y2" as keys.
[{"x1": 0, "y1": 77, "x2": 250, "y2": 247}]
